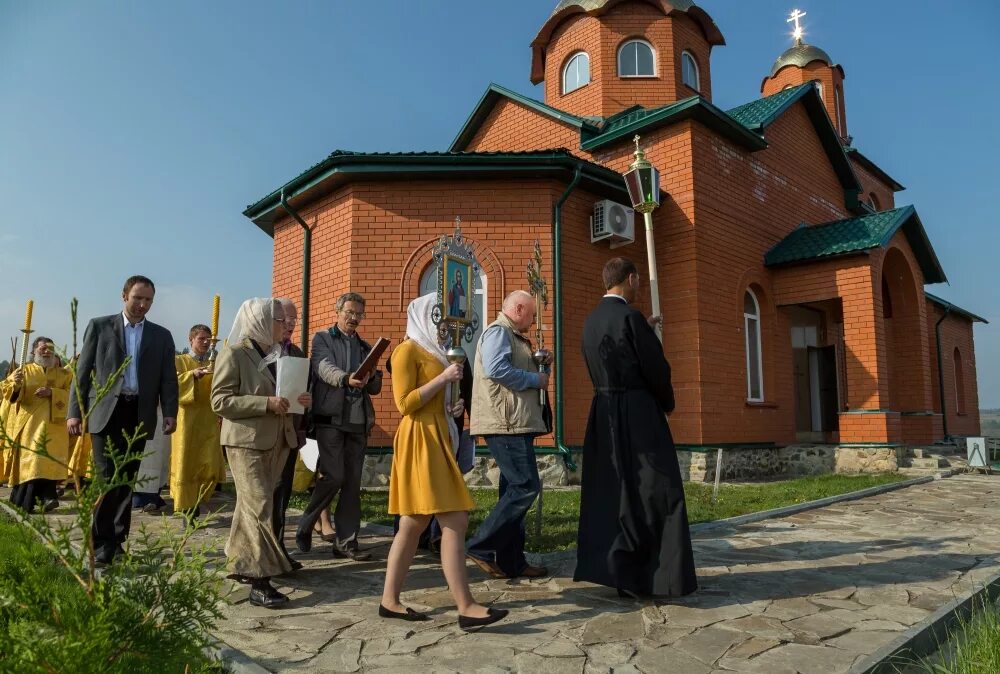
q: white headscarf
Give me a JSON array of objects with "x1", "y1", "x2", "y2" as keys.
[
  {"x1": 406, "y1": 293, "x2": 459, "y2": 454},
  {"x1": 227, "y1": 297, "x2": 282, "y2": 371}
]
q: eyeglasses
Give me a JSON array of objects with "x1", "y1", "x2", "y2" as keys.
[
  {"x1": 283, "y1": 318, "x2": 298, "y2": 326},
  {"x1": 273, "y1": 317, "x2": 286, "y2": 323},
  {"x1": 341, "y1": 310, "x2": 365, "y2": 319}
]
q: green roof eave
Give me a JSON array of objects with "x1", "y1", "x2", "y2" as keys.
[
  {"x1": 449, "y1": 83, "x2": 599, "y2": 152},
  {"x1": 580, "y1": 95, "x2": 768, "y2": 152},
  {"x1": 925, "y1": 292, "x2": 988, "y2": 324},
  {"x1": 764, "y1": 204, "x2": 948, "y2": 284},
  {"x1": 725, "y1": 82, "x2": 814, "y2": 132},
  {"x1": 243, "y1": 150, "x2": 629, "y2": 236}
]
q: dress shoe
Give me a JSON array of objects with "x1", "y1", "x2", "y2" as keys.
[
  {"x1": 458, "y1": 607, "x2": 509, "y2": 632},
  {"x1": 141, "y1": 503, "x2": 161, "y2": 514},
  {"x1": 226, "y1": 573, "x2": 252, "y2": 584},
  {"x1": 288, "y1": 559, "x2": 304, "y2": 571},
  {"x1": 468, "y1": 555, "x2": 508, "y2": 579},
  {"x1": 42, "y1": 498, "x2": 60, "y2": 513},
  {"x1": 519, "y1": 564, "x2": 548, "y2": 579},
  {"x1": 249, "y1": 583, "x2": 289, "y2": 609},
  {"x1": 378, "y1": 604, "x2": 430, "y2": 621},
  {"x1": 295, "y1": 529, "x2": 312, "y2": 553},
  {"x1": 333, "y1": 544, "x2": 372, "y2": 562}
]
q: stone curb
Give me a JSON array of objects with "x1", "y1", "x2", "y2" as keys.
[
  {"x1": 0, "y1": 497, "x2": 268, "y2": 674},
  {"x1": 531, "y1": 474, "x2": 940, "y2": 567},
  {"x1": 849, "y1": 570, "x2": 1000, "y2": 673}
]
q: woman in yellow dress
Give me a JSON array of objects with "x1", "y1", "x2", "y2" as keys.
[{"x1": 379, "y1": 293, "x2": 508, "y2": 630}]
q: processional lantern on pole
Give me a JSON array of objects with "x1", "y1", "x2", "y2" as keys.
[
  {"x1": 623, "y1": 134, "x2": 664, "y2": 341},
  {"x1": 526, "y1": 240, "x2": 550, "y2": 407},
  {"x1": 431, "y1": 218, "x2": 482, "y2": 404}
]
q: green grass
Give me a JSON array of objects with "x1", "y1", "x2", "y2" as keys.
[
  {"x1": 906, "y1": 597, "x2": 1000, "y2": 673},
  {"x1": 275, "y1": 472, "x2": 907, "y2": 553}
]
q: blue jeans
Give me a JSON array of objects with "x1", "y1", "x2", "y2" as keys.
[{"x1": 467, "y1": 434, "x2": 540, "y2": 576}]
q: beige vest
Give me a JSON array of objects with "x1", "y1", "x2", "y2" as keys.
[{"x1": 470, "y1": 313, "x2": 546, "y2": 436}]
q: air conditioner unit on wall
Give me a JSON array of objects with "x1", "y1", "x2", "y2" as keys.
[{"x1": 591, "y1": 199, "x2": 635, "y2": 248}]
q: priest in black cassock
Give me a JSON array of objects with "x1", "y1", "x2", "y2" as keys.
[{"x1": 575, "y1": 257, "x2": 697, "y2": 598}]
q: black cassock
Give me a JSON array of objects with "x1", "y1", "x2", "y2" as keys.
[{"x1": 574, "y1": 296, "x2": 697, "y2": 597}]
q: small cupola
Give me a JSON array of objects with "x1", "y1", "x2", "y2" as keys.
[
  {"x1": 531, "y1": 0, "x2": 725, "y2": 119},
  {"x1": 761, "y1": 9, "x2": 849, "y2": 142}
]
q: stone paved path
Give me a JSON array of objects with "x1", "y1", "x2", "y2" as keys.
[{"x1": 6, "y1": 475, "x2": 1000, "y2": 673}]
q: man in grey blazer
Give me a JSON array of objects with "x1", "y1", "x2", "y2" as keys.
[{"x1": 67, "y1": 275, "x2": 179, "y2": 565}]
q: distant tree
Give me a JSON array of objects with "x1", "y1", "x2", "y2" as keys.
[{"x1": 0, "y1": 359, "x2": 9, "y2": 375}]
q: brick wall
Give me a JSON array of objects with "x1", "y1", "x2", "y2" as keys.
[
  {"x1": 927, "y1": 302, "x2": 982, "y2": 437},
  {"x1": 763, "y1": 61, "x2": 847, "y2": 141},
  {"x1": 465, "y1": 99, "x2": 585, "y2": 157},
  {"x1": 849, "y1": 156, "x2": 897, "y2": 211}
]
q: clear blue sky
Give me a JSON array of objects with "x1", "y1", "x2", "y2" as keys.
[{"x1": 2, "y1": 1, "x2": 998, "y2": 406}]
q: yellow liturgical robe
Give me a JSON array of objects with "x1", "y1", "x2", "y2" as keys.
[
  {"x1": 3, "y1": 363, "x2": 72, "y2": 485},
  {"x1": 0, "y1": 378, "x2": 16, "y2": 484},
  {"x1": 169, "y1": 354, "x2": 224, "y2": 510}
]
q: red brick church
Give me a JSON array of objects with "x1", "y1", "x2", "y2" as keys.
[{"x1": 245, "y1": 0, "x2": 985, "y2": 456}]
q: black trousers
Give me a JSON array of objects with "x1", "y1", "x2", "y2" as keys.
[
  {"x1": 90, "y1": 397, "x2": 146, "y2": 561},
  {"x1": 272, "y1": 443, "x2": 298, "y2": 561},
  {"x1": 297, "y1": 426, "x2": 366, "y2": 547},
  {"x1": 10, "y1": 478, "x2": 58, "y2": 514}
]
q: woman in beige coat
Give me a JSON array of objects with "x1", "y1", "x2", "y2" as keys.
[{"x1": 212, "y1": 298, "x2": 311, "y2": 608}]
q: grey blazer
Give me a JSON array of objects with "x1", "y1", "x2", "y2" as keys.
[
  {"x1": 211, "y1": 341, "x2": 298, "y2": 451},
  {"x1": 68, "y1": 313, "x2": 179, "y2": 436}
]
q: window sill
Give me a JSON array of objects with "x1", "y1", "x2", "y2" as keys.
[
  {"x1": 746, "y1": 400, "x2": 778, "y2": 409},
  {"x1": 562, "y1": 82, "x2": 591, "y2": 96},
  {"x1": 619, "y1": 75, "x2": 659, "y2": 80}
]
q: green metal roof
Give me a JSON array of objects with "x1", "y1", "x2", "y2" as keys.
[
  {"x1": 243, "y1": 149, "x2": 630, "y2": 236},
  {"x1": 926, "y1": 292, "x2": 988, "y2": 324},
  {"x1": 764, "y1": 205, "x2": 947, "y2": 284},
  {"x1": 450, "y1": 83, "x2": 600, "y2": 152},
  {"x1": 579, "y1": 95, "x2": 768, "y2": 151},
  {"x1": 725, "y1": 82, "x2": 814, "y2": 131}
]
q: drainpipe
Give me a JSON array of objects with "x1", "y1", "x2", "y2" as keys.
[
  {"x1": 279, "y1": 188, "x2": 313, "y2": 354},
  {"x1": 935, "y1": 307, "x2": 951, "y2": 439},
  {"x1": 552, "y1": 167, "x2": 583, "y2": 471}
]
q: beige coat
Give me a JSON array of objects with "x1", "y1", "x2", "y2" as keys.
[{"x1": 210, "y1": 342, "x2": 297, "y2": 451}]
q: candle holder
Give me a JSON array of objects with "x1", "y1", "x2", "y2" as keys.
[{"x1": 206, "y1": 336, "x2": 219, "y2": 373}]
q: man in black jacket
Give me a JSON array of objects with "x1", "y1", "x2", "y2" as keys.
[{"x1": 68, "y1": 275, "x2": 179, "y2": 566}]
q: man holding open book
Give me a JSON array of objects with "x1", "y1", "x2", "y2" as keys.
[{"x1": 296, "y1": 292, "x2": 384, "y2": 561}]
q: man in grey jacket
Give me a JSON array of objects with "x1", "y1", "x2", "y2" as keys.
[
  {"x1": 296, "y1": 292, "x2": 382, "y2": 560},
  {"x1": 67, "y1": 275, "x2": 179, "y2": 566}
]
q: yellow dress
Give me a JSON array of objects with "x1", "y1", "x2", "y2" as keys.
[
  {"x1": 67, "y1": 432, "x2": 92, "y2": 481},
  {"x1": 3, "y1": 363, "x2": 72, "y2": 485},
  {"x1": 388, "y1": 340, "x2": 474, "y2": 516},
  {"x1": 169, "y1": 354, "x2": 224, "y2": 510}
]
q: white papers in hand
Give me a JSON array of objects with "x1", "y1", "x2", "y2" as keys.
[{"x1": 276, "y1": 356, "x2": 309, "y2": 414}]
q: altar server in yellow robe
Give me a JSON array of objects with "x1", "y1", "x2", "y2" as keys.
[
  {"x1": 0, "y1": 369, "x2": 17, "y2": 485},
  {"x1": 64, "y1": 355, "x2": 93, "y2": 483},
  {"x1": 4, "y1": 338, "x2": 72, "y2": 514},
  {"x1": 170, "y1": 324, "x2": 224, "y2": 517}
]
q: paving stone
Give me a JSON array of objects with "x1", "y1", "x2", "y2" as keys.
[
  {"x1": 862, "y1": 604, "x2": 930, "y2": 626},
  {"x1": 817, "y1": 586, "x2": 857, "y2": 600},
  {"x1": 729, "y1": 643, "x2": 855, "y2": 673},
  {"x1": 387, "y1": 629, "x2": 450, "y2": 654},
  {"x1": 632, "y1": 646, "x2": 711, "y2": 674},
  {"x1": 513, "y1": 652, "x2": 585, "y2": 674},
  {"x1": 854, "y1": 586, "x2": 911, "y2": 606},
  {"x1": 661, "y1": 603, "x2": 750, "y2": 628},
  {"x1": 583, "y1": 642, "x2": 636, "y2": 667},
  {"x1": 723, "y1": 615, "x2": 795, "y2": 641},
  {"x1": 308, "y1": 638, "x2": 363, "y2": 672},
  {"x1": 721, "y1": 637, "x2": 781, "y2": 660},
  {"x1": 909, "y1": 590, "x2": 957, "y2": 611},
  {"x1": 812, "y1": 598, "x2": 864, "y2": 611},
  {"x1": 854, "y1": 619, "x2": 907, "y2": 632},
  {"x1": 418, "y1": 641, "x2": 517, "y2": 671},
  {"x1": 642, "y1": 624, "x2": 695, "y2": 647},
  {"x1": 671, "y1": 626, "x2": 749, "y2": 666},
  {"x1": 610, "y1": 665, "x2": 640, "y2": 674},
  {"x1": 825, "y1": 629, "x2": 899, "y2": 653},
  {"x1": 783, "y1": 612, "x2": 852, "y2": 640},
  {"x1": 761, "y1": 598, "x2": 821, "y2": 621},
  {"x1": 535, "y1": 638, "x2": 586, "y2": 658},
  {"x1": 581, "y1": 611, "x2": 645, "y2": 644}
]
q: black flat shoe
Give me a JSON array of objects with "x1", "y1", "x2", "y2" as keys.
[
  {"x1": 249, "y1": 586, "x2": 289, "y2": 609},
  {"x1": 319, "y1": 533, "x2": 337, "y2": 543},
  {"x1": 378, "y1": 604, "x2": 430, "y2": 621},
  {"x1": 295, "y1": 529, "x2": 312, "y2": 553},
  {"x1": 226, "y1": 573, "x2": 252, "y2": 584},
  {"x1": 333, "y1": 546, "x2": 372, "y2": 562},
  {"x1": 458, "y1": 607, "x2": 509, "y2": 632},
  {"x1": 289, "y1": 559, "x2": 303, "y2": 571}
]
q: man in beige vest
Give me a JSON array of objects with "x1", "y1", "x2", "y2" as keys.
[{"x1": 467, "y1": 290, "x2": 551, "y2": 579}]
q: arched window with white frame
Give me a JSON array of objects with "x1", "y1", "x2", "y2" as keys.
[
  {"x1": 419, "y1": 263, "x2": 488, "y2": 368},
  {"x1": 681, "y1": 51, "x2": 700, "y2": 90},
  {"x1": 618, "y1": 39, "x2": 655, "y2": 77},
  {"x1": 744, "y1": 289, "x2": 764, "y2": 401},
  {"x1": 562, "y1": 51, "x2": 590, "y2": 94}
]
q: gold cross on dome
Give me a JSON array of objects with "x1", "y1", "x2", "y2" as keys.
[{"x1": 787, "y1": 8, "x2": 807, "y2": 44}]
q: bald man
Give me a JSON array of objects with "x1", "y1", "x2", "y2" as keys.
[{"x1": 466, "y1": 290, "x2": 552, "y2": 580}]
